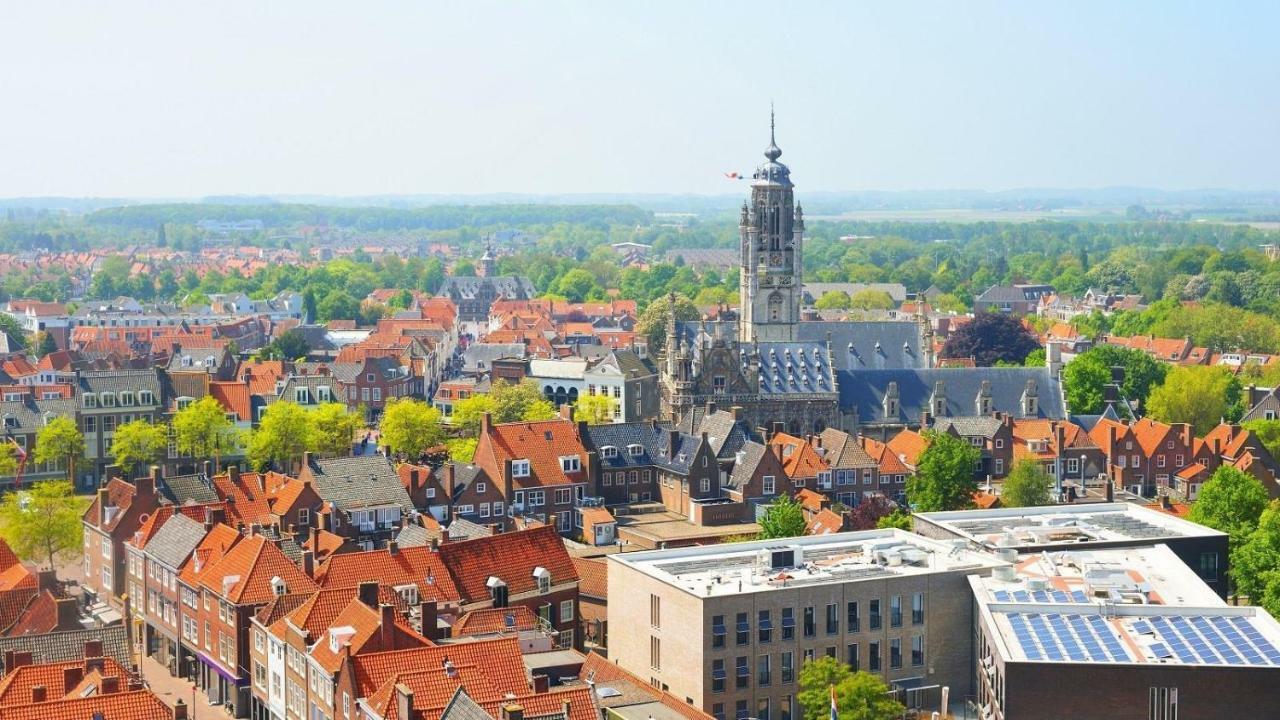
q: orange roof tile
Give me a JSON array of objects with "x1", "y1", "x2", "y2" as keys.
[
  {"x1": 476, "y1": 418, "x2": 588, "y2": 489},
  {"x1": 209, "y1": 380, "x2": 252, "y2": 422},
  {"x1": 317, "y1": 545, "x2": 459, "y2": 604},
  {"x1": 806, "y1": 508, "x2": 846, "y2": 535},
  {"x1": 768, "y1": 433, "x2": 830, "y2": 479},
  {"x1": 859, "y1": 436, "x2": 910, "y2": 475},
  {"x1": 886, "y1": 429, "x2": 928, "y2": 468},
  {"x1": 197, "y1": 534, "x2": 317, "y2": 605},
  {"x1": 437, "y1": 525, "x2": 577, "y2": 600},
  {"x1": 570, "y1": 557, "x2": 607, "y2": 600},
  {"x1": 0, "y1": 689, "x2": 170, "y2": 720},
  {"x1": 306, "y1": 597, "x2": 429, "y2": 674},
  {"x1": 451, "y1": 605, "x2": 540, "y2": 637},
  {"x1": 0, "y1": 657, "x2": 130, "y2": 706},
  {"x1": 351, "y1": 636, "x2": 525, "y2": 699}
]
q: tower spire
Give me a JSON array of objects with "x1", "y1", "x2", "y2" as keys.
[{"x1": 765, "y1": 104, "x2": 781, "y2": 162}]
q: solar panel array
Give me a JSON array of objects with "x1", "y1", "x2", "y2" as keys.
[
  {"x1": 1131, "y1": 615, "x2": 1280, "y2": 666},
  {"x1": 993, "y1": 589, "x2": 1088, "y2": 603},
  {"x1": 1006, "y1": 613, "x2": 1131, "y2": 662}
]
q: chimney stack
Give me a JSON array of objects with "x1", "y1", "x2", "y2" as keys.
[
  {"x1": 419, "y1": 600, "x2": 438, "y2": 641},
  {"x1": 137, "y1": 465, "x2": 159, "y2": 498},
  {"x1": 358, "y1": 581, "x2": 380, "y2": 609},
  {"x1": 301, "y1": 550, "x2": 315, "y2": 578},
  {"x1": 101, "y1": 676, "x2": 120, "y2": 695},
  {"x1": 55, "y1": 597, "x2": 79, "y2": 630},
  {"x1": 502, "y1": 704, "x2": 525, "y2": 720},
  {"x1": 63, "y1": 665, "x2": 84, "y2": 694},
  {"x1": 379, "y1": 604, "x2": 396, "y2": 649},
  {"x1": 533, "y1": 674, "x2": 549, "y2": 693},
  {"x1": 84, "y1": 640, "x2": 103, "y2": 658},
  {"x1": 395, "y1": 683, "x2": 416, "y2": 720}
]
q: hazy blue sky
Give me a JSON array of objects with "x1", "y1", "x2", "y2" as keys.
[{"x1": 2, "y1": 1, "x2": 1277, "y2": 197}]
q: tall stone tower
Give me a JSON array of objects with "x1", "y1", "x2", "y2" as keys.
[
  {"x1": 739, "y1": 110, "x2": 804, "y2": 343},
  {"x1": 478, "y1": 242, "x2": 496, "y2": 278}
]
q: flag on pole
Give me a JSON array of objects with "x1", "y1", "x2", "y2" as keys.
[
  {"x1": 829, "y1": 684, "x2": 838, "y2": 720},
  {"x1": 724, "y1": 171, "x2": 744, "y2": 180}
]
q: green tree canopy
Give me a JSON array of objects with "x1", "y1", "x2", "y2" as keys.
[
  {"x1": 1243, "y1": 419, "x2": 1280, "y2": 461},
  {"x1": 1188, "y1": 466, "x2": 1269, "y2": 555},
  {"x1": 875, "y1": 508, "x2": 913, "y2": 531},
  {"x1": 308, "y1": 402, "x2": 363, "y2": 457},
  {"x1": 261, "y1": 328, "x2": 311, "y2": 361},
  {"x1": 109, "y1": 419, "x2": 168, "y2": 478},
  {"x1": 380, "y1": 398, "x2": 445, "y2": 459},
  {"x1": 797, "y1": 655, "x2": 903, "y2": 720},
  {"x1": 939, "y1": 311, "x2": 1041, "y2": 366},
  {"x1": 1001, "y1": 459, "x2": 1055, "y2": 508},
  {"x1": 246, "y1": 401, "x2": 311, "y2": 472},
  {"x1": 905, "y1": 430, "x2": 981, "y2": 511},
  {"x1": 172, "y1": 396, "x2": 241, "y2": 472},
  {"x1": 490, "y1": 379, "x2": 556, "y2": 423},
  {"x1": 814, "y1": 291, "x2": 852, "y2": 310},
  {"x1": 1232, "y1": 500, "x2": 1280, "y2": 603},
  {"x1": 1061, "y1": 345, "x2": 1168, "y2": 415},
  {"x1": 446, "y1": 437, "x2": 478, "y2": 463},
  {"x1": 759, "y1": 495, "x2": 807, "y2": 539},
  {"x1": 0, "y1": 480, "x2": 83, "y2": 572},
  {"x1": 452, "y1": 393, "x2": 498, "y2": 436},
  {"x1": 849, "y1": 289, "x2": 895, "y2": 311},
  {"x1": 573, "y1": 394, "x2": 615, "y2": 425},
  {"x1": 1146, "y1": 365, "x2": 1243, "y2": 435},
  {"x1": 636, "y1": 293, "x2": 699, "y2": 354},
  {"x1": 32, "y1": 416, "x2": 85, "y2": 485}
]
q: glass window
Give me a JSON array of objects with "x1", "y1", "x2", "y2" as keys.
[
  {"x1": 826, "y1": 603, "x2": 838, "y2": 635},
  {"x1": 781, "y1": 607, "x2": 795, "y2": 640},
  {"x1": 735, "y1": 656, "x2": 749, "y2": 689},
  {"x1": 870, "y1": 599, "x2": 881, "y2": 630},
  {"x1": 781, "y1": 651, "x2": 794, "y2": 683},
  {"x1": 869, "y1": 641, "x2": 881, "y2": 672},
  {"x1": 712, "y1": 615, "x2": 726, "y2": 648},
  {"x1": 847, "y1": 601, "x2": 860, "y2": 632},
  {"x1": 890, "y1": 595, "x2": 902, "y2": 628},
  {"x1": 803, "y1": 607, "x2": 815, "y2": 638},
  {"x1": 736, "y1": 612, "x2": 750, "y2": 646},
  {"x1": 912, "y1": 635, "x2": 924, "y2": 666},
  {"x1": 890, "y1": 638, "x2": 902, "y2": 669},
  {"x1": 758, "y1": 609, "x2": 772, "y2": 644},
  {"x1": 847, "y1": 643, "x2": 859, "y2": 671},
  {"x1": 757, "y1": 654, "x2": 771, "y2": 686},
  {"x1": 711, "y1": 659, "x2": 725, "y2": 693},
  {"x1": 912, "y1": 592, "x2": 924, "y2": 625}
]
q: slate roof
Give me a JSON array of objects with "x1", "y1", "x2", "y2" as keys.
[
  {"x1": 802, "y1": 282, "x2": 908, "y2": 304},
  {"x1": 838, "y1": 368, "x2": 1064, "y2": 425},
  {"x1": 438, "y1": 275, "x2": 537, "y2": 301},
  {"x1": 0, "y1": 398, "x2": 77, "y2": 432},
  {"x1": 461, "y1": 343, "x2": 526, "y2": 375},
  {"x1": 582, "y1": 421, "x2": 702, "y2": 475},
  {"x1": 675, "y1": 320, "x2": 925, "y2": 371},
  {"x1": 727, "y1": 441, "x2": 767, "y2": 491},
  {"x1": 674, "y1": 408, "x2": 756, "y2": 459},
  {"x1": 143, "y1": 514, "x2": 208, "y2": 569},
  {"x1": 306, "y1": 455, "x2": 414, "y2": 511},
  {"x1": 756, "y1": 342, "x2": 837, "y2": 395},
  {"x1": 816, "y1": 428, "x2": 877, "y2": 469},
  {"x1": 0, "y1": 626, "x2": 130, "y2": 672},
  {"x1": 76, "y1": 369, "x2": 162, "y2": 404},
  {"x1": 395, "y1": 522, "x2": 433, "y2": 548},
  {"x1": 935, "y1": 416, "x2": 1005, "y2": 438},
  {"x1": 975, "y1": 285, "x2": 1036, "y2": 303},
  {"x1": 157, "y1": 473, "x2": 220, "y2": 505}
]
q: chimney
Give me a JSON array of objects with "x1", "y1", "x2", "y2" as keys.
[
  {"x1": 502, "y1": 704, "x2": 525, "y2": 720},
  {"x1": 55, "y1": 597, "x2": 79, "y2": 630},
  {"x1": 202, "y1": 460, "x2": 212, "y2": 478},
  {"x1": 228, "y1": 464, "x2": 240, "y2": 486},
  {"x1": 137, "y1": 465, "x2": 159, "y2": 498},
  {"x1": 481, "y1": 412, "x2": 492, "y2": 436},
  {"x1": 379, "y1": 604, "x2": 396, "y2": 649},
  {"x1": 358, "y1": 580, "x2": 380, "y2": 609},
  {"x1": 429, "y1": 537, "x2": 439, "y2": 552},
  {"x1": 62, "y1": 666, "x2": 84, "y2": 694},
  {"x1": 395, "y1": 683, "x2": 416, "y2": 720},
  {"x1": 408, "y1": 467, "x2": 422, "y2": 493},
  {"x1": 533, "y1": 674, "x2": 549, "y2": 693},
  {"x1": 173, "y1": 699, "x2": 189, "y2": 720},
  {"x1": 84, "y1": 640, "x2": 103, "y2": 658},
  {"x1": 387, "y1": 539, "x2": 399, "y2": 555},
  {"x1": 30, "y1": 685, "x2": 46, "y2": 703},
  {"x1": 205, "y1": 505, "x2": 226, "y2": 530},
  {"x1": 705, "y1": 400, "x2": 717, "y2": 416},
  {"x1": 442, "y1": 464, "x2": 456, "y2": 500},
  {"x1": 667, "y1": 429, "x2": 680, "y2": 461},
  {"x1": 559, "y1": 404, "x2": 574, "y2": 422},
  {"x1": 502, "y1": 459, "x2": 514, "y2": 505},
  {"x1": 101, "y1": 676, "x2": 120, "y2": 694},
  {"x1": 97, "y1": 488, "x2": 110, "y2": 526},
  {"x1": 301, "y1": 550, "x2": 315, "y2": 578},
  {"x1": 36, "y1": 569, "x2": 57, "y2": 591},
  {"x1": 1160, "y1": 494, "x2": 1173, "y2": 510},
  {"x1": 419, "y1": 600, "x2": 438, "y2": 641},
  {"x1": 731, "y1": 406, "x2": 744, "y2": 421},
  {"x1": 1110, "y1": 365, "x2": 1125, "y2": 384}
]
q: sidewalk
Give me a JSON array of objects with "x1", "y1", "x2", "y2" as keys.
[{"x1": 140, "y1": 654, "x2": 223, "y2": 720}]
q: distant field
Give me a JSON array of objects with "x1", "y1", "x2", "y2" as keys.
[{"x1": 808, "y1": 208, "x2": 1123, "y2": 223}]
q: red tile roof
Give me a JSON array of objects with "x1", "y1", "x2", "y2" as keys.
[
  {"x1": 768, "y1": 433, "x2": 830, "y2": 480},
  {"x1": 362, "y1": 637, "x2": 533, "y2": 719},
  {"x1": 806, "y1": 508, "x2": 846, "y2": 535},
  {"x1": 859, "y1": 437, "x2": 911, "y2": 475},
  {"x1": 317, "y1": 545, "x2": 459, "y2": 604},
  {"x1": 0, "y1": 539, "x2": 35, "y2": 593},
  {"x1": 179, "y1": 523, "x2": 241, "y2": 587},
  {"x1": 0, "y1": 689, "x2": 170, "y2": 720},
  {"x1": 0, "y1": 657, "x2": 130, "y2": 705},
  {"x1": 351, "y1": 636, "x2": 525, "y2": 699},
  {"x1": 306, "y1": 597, "x2": 429, "y2": 674},
  {"x1": 438, "y1": 525, "x2": 577, "y2": 600},
  {"x1": 197, "y1": 533, "x2": 317, "y2": 605},
  {"x1": 570, "y1": 557, "x2": 607, "y2": 600},
  {"x1": 475, "y1": 418, "x2": 589, "y2": 489},
  {"x1": 209, "y1": 380, "x2": 252, "y2": 422},
  {"x1": 451, "y1": 605, "x2": 541, "y2": 637}
]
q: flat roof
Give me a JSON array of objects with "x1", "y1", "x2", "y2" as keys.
[
  {"x1": 611, "y1": 529, "x2": 1006, "y2": 598},
  {"x1": 917, "y1": 502, "x2": 1224, "y2": 549},
  {"x1": 974, "y1": 545, "x2": 1222, "y2": 609}
]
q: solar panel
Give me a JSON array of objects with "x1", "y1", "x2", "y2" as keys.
[
  {"x1": 1151, "y1": 643, "x2": 1172, "y2": 658},
  {"x1": 994, "y1": 591, "x2": 1010, "y2": 602}
]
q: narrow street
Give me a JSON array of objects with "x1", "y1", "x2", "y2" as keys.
[{"x1": 140, "y1": 653, "x2": 223, "y2": 720}]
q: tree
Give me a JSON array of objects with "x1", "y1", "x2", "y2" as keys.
[
  {"x1": 1061, "y1": 345, "x2": 1168, "y2": 415},
  {"x1": 555, "y1": 268, "x2": 599, "y2": 302},
  {"x1": 1232, "y1": 500, "x2": 1280, "y2": 603},
  {"x1": 246, "y1": 402, "x2": 311, "y2": 472},
  {"x1": 490, "y1": 380, "x2": 556, "y2": 423},
  {"x1": 849, "y1": 289, "x2": 895, "y2": 311},
  {"x1": 939, "y1": 311, "x2": 1040, "y2": 366},
  {"x1": 1243, "y1": 419, "x2": 1280, "y2": 460},
  {"x1": 303, "y1": 288, "x2": 318, "y2": 323},
  {"x1": 262, "y1": 328, "x2": 311, "y2": 361},
  {"x1": 847, "y1": 495, "x2": 899, "y2": 530},
  {"x1": 759, "y1": 495, "x2": 807, "y2": 539},
  {"x1": 34, "y1": 330, "x2": 58, "y2": 357},
  {"x1": 636, "y1": 294, "x2": 699, "y2": 353},
  {"x1": 316, "y1": 289, "x2": 360, "y2": 324},
  {"x1": 446, "y1": 437, "x2": 477, "y2": 463},
  {"x1": 797, "y1": 655, "x2": 903, "y2": 720},
  {"x1": 0, "y1": 442, "x2": 18, "y2": 477},
  {"x1": 109, "y1": 420, "x2": 168, "y2": 478},
  {"x1": 0, "y1": 314, "x2": 27, "y2": 352},
  {"x1": 574, "y1": 394, "x2": 615, "y2": 424},
  {"x1": 380, "y1": 398, "x2": 445, "y2": 459},
  {"x1": 876, "y1": 509, "x2": 913, "y2": 531},
  {"x1": 452, "y1": 393, "x2": 498, "y2": 435},
  {"x1": 33, "y1": 416, "x2": 85, "y2": 485},
  {"x1": 1000, "y1": 459, "x2": 1055, "y2": 508},
  {"x1": 172, "y1": 396, "x2": 240, "y2": 472},
  {"x1": 1146, "y1": 365, "x2": 1243, "y2": 436},
  {"x1": 1188, "y1": 466, "x2": 1268, "y2": 555},
  {"x1": 0, "y1": 480, "x2": 83, "y2": 572},
  {"x1": 814, "y1": 291, "x2": 851, "y2": 310},
  {"x1": 905, "y1": 431, "x2": 980, "y2": 511},
  {"x1": 309, "y1": 403, "x2": 363, "y2": 457}
]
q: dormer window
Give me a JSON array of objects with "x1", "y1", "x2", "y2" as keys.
[
  {"x1": 294, "y1": 388, "x2": 308, "y2": 404},
  {"x1": 532, "y1": 566, "x2": 551, "y2": 594},
  {"x1": 561, "y1": 456, "x2": 581, "y2": 473},
  {"x1": 139, "y1": 391, "x2": 154, "y2": 405},
  {"x1": 487, "y1": 576, "x2": 509, "y2": 607},
  {"x1": 394, "y1": 583, "x2": 418, "y2": 606},
  {"x1": 2, "y1": 414, "x2": 15, "y2": 429},
  {"x1": 512, "y1": 460, "x2": 531, "y2": 478},
  {"x1": 101, "y1": 392, "x2": 116, "y2": 408},
  {"x1": 627, "y1": 444, "x2": 643, "y2": 457},
  {"x1": 83, "y1": 393, "x2": 96, "y2": 408},
  {"x1": 317, "y1": 386, "x2": 331, "y2": 402},
  {"x1": 177, "y1": 396, "x2": 193, "y2": 411},
  {"x1": 120, "y1": 392, "x2": 134, "y2": 406},
  {"x1": 601, "y1": 446, "x2": 618, "y2": 459},
  {"x1": 270, "y1": 576, "x2": 287, "y2": 597}
]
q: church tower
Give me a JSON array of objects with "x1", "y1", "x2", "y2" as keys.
[{"x1": 739, "y1": 110, "x2": 804, "y2": 343}]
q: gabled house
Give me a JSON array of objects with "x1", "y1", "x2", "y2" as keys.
[
  {"x1": 472, "y1": 411, "x2": 593, "y2": 535},
  {"x1": 297, "y1": 454, "x2": 414, "y2": 549},
  {"x1": 81, "y1": 468, "x2": 165, "y2": 607}
]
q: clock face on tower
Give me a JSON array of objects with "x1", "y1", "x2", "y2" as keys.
[{"x1": 769, "y1": 253, "x2": 783, "y2": 266}]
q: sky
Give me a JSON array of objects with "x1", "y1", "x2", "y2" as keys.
[{"x1": 2, "y1": 1, "x2": 1278, "y2": 198}]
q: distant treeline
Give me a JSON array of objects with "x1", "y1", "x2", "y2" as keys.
[{"x1": 85, "y1": 203, "x2": 653, "y2": 231}]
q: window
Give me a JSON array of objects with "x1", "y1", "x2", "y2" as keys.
[
  {"x1": 628, "y1": 444, "x2": 643, "y2": 456},
  {"x1": 1149, "y1": 687, "x2": 1178, "y2": 720},
  {"x1": 479, "y1": 503, "x2": 490, "y2": 518},
  {"x1": 912, "y1": 593, "x2": 924, "y2": 625},
  {"x1": 826, "y1": 603, "x2": 838, "y2": 634},
  {"x1": 555, "y1": 488, "x2": 573, "y2": 505},
  {"x1": 781, "y1": 696, "x2": 793, "y2": 720},
  {"x1": 848, "y1": 601, "x2": 860, "y2": 632},
  {"x1": 560, "y1": 599, "x2": 574, "y2": 623},
  {"x1": 650, "y1": 594, "x2": 661, "y2": 628},
  {"x1": 735, "y1": 656, "x2": 749, "y2": 689},
  {"x1": 890, "y1": 638, "x2": 902, "y2": 669},
  {"x1": 763, "y1": 475, "x2": 775, "y2": 495},
  {"x1": 781, "y1": 651, "x2": 794, "y2": 683},
  {"x1": 1200, "y1": 552, "x2": 1219, "y2": 582},
  {"x1": 528, "y1": 490, "x2": 544, "y2": 506},
  {"x1": 253, "y1": 661, "x2": 267, "y2": 689},
  {"x1": 713, "y1": 376, "x2": 727, "y2": 395},
  {"x1": 869, "y1": 641, "x2": 881, "y2": 672},
  {"x1": 84, "y1": 416, "x2": 96, "y2": 432},
  {"x1": 712, "y1": 659, "x2": 725, "y2": 693},
  {"x1": 847, "y1": 643, "x2": 859, "y2": 671},
  {"x1": 869, "y1": 599, "x2": 881, "y2": 630},
  {"x1": 712, "y1": 615, "x2": 726, "y2": 648},
  {"x1": 890, "y1": 595, "x2": 902, "y2": 628},
  {"x1": 1157, "y1": 455, "x2": 1166, "y2": 468},
  {"x1": 758, "y1": 609, "x2": 772, "y2": 644},
  {"x1": 757, "y1": 654, "x2": 771, "y2": 686},
  {"x1": 736, "y1": 612, "x2": 750, "y2": 646},
  {"x1": 911, "y1": 635, "x2": 924, "y2": 666},
  {"x1": 803, "y1": 606, "x2": 815, "y2": 638},
  {"x1": 84, "y1": 393, "x2": 97, "y2": 408},
  {"x1": 781, "y1": 607, "x2": 795, "y2": 640},
  {"x1": 601, "y1": 446, "x2": 618, "y2": 458},
  {"x1": 713, "y1": 704, "x2": 725, "y2": 720},
  {"x1": 561, "y1": 455, "x2": 581, "y2": 473},
  {"x1": 512, "y1": 460, "x2": 531, "y2": 477},
  {"x1": 736, "y1": 700, "x2": 748, "y2": 720}
]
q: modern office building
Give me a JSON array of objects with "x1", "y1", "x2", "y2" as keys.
[
  {"x1": 606, "y1": 530, "x2": 1007, "y2": 720},
  {"x1": 971, "y1": 544, "x2": 1280, "y2": 719},
  {"x1": 913, "y1": 503, "x2": 1230, "y2": 597}
]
